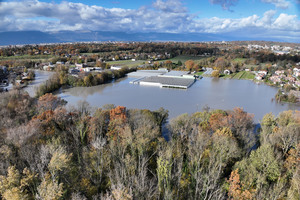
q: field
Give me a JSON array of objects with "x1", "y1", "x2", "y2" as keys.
[
  {"x1": 161, "y1": 55, "x2": 206, "y2": 63},
  {"x1": 195, "y1": 71, "x2": 204, "y2": 76},
  {"x1": 106, "y1": 60, "x2": 145, "y2": 68},
  {"x1": 107, "y1": 55, "x2": 207, "y2": 68},
  {"x1": 222, "y1": 71, "x2": 255, "y2": 80},
  {"x1": 0, "y1": 54, "x2": 52, "y2": 61},
  {"x1": 233, "y1": 58, "x2": 247, "y2": 63}
]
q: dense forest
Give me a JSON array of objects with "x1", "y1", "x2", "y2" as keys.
[{"x1": 0, "y1": 90, "x2": 299, "y2": 200}]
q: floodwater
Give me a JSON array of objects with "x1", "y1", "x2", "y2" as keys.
[
  {"x1": 53, "y1": 76, "x2": 299, "y2": 122},
  {"x1": 25, "y1": 70, "x2": 54, "y2": 97}
]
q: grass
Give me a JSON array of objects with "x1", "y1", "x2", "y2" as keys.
[
  {"x1": 222, "y1": 71, "x2": 255, "y2": 80},
  {"x1": 233, "y1": 58, "x2": 246, "y2": 63},
  {"x1": 232, "y1": 71, "x2": 245, "y2": 79},
  {"x1": 240, "y1": 71, "x2": 255, "y2": 80},
  {"x1": 161, "y1": 55, "x2": 206, "y2": 64},
  {"x1": 107, "y1": 55, "x2": 207, "y2": 68},
  {"x1": 195, "y1": 71, "x2": 204, "y2": 76},
  {"x1": 221, "y1": 73, "x2": 234, "y2": 79},
  {"x1": 106, "y1": 60, "x2": 145, "y2": 68},
  {"x1": 0, "y1": 54, "x2": 52, "y2": 61}
]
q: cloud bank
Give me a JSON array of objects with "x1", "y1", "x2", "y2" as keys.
[
  {"x1": 261, "y1": 0, "x2": 290, "y2": 9},
  {"x1": 0, "y1": 0, "x2": 299, "y2": 41}
]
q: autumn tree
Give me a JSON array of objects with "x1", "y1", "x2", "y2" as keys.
[
  {"x1": 185, "y1": 60, "x2": 195, "y2": 71},
  {"x1": 211, "y1": 70, "x2": 220, "y2": 77},
  {"x1": 0, "y1": 166, "x2": 37, "y2": 200},
  {"x1": 228, "y1": 169, "x2": 253, "y2": 200},
  {"x1": 37, "y1": 93, "x2": 65, "y2": 112}
]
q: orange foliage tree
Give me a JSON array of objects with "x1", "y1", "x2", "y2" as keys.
[
  {"x1": 107, "y1": 106, "x2": 127, "y2": 140},
  {"x1": 38, "y1": 93, "x2": 65, "y2": 112},
  {"x1": 209, "y1": 113, "x2": 232, "y2": 132},
  {"x1": 228, "y1": 169, "x2": 253, "y2": 200},
  {"x1": 110, "y1": 106, "x2": 127, "y2": 122},
  {"x1": 185, "y1": 60, "x2": 195, "y2": 71}
]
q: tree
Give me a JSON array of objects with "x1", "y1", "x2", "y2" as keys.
[
  {"x1": 36, "y1": 173, "x2": 64, "y2": 200},
  {"x1": 235, "y1": 144, "x2": 281, "y2": 197},
  {"x1": 185, "y1": 60, "x2": 195, "y2": 71},
  {"x1": 37, "y1": 93, "x2": 65, "y2": 112},
  {"x1": 211, "y1": 70, "x2": 220, "y2": 77},
  {"x1": 0, "y1": 166, "x2": 37, "y2": 200},
  {"x1": 228, "y1": 169, "x2": 253, "y2": 200}
]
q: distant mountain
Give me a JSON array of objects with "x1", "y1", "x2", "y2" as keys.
[
  {"x1": 0, "y1": 30, "x2": 291, "y2": 46},
  {"x1": 0, "y1": 31, "x2": 60, "y2": 45}
]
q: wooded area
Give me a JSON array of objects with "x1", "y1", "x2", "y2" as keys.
[{"x1": 0, "y1": 90, "x2": 299, "y2": 200}]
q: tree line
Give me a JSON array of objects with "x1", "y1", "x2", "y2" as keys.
[
  {"x1": 0, "y1": 90, "x2": 299, "y2": 199},
  {"x1": 35, "y1": 67, "x2": 136, "y2": 97}
]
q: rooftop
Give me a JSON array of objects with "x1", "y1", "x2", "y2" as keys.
[{"x1": 139, "y1": 76, "x2": 195, "y2": 89}]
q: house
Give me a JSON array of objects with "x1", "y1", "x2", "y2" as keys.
[
  {"x1": 275, "y1": 70, "x2": 284, "y2": 76},
  {"x1": 255, "y1": 71, "x2": 267, "y2": 80},
  {"x1": 43, "y1": 64, "x2": 55, "y2": 71},
  {"x1": 286, "y1": 76, "x2": 296, "y2": 84},
  {"x1": 293, "y1": 68, "x2": 300, "y2": 77},
  {"x1": 56, "y1": 61, "x2": 65, "y2": 65},
  {"x1": 258, "y1": 71, "x2": 268, "y2": 76},
  {"x1": 255, "y1": 74, "x2": 263, "y2": 80},
  {"x1": 75, "y1": 63, "x2": 88, "y2": 69},
  {"x1": 224, "y1": 69, "x2": 231, "y2": 75},
  {"x1": 111, "y1": 66, "x2": 122, "y2": 70}
]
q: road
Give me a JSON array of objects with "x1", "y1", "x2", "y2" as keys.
[{"x1": 203, "y1": 68, "x2": 213, "y2": 75}]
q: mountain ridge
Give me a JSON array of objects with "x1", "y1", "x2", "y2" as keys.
[{"x1": 0, "y1": 30, "x2": 295, "y2": 46}]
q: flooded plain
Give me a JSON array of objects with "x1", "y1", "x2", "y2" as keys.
[{"x1": 53, "y1": 76, "x2": 299, "y2": 122}]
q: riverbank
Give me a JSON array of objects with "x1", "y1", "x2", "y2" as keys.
[{"x1": 35, "y1": 67, "x2": 136, "y2": 97}]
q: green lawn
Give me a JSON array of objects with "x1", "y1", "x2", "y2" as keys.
[
  {"x1": 107, "y1": 60, "x2": 145, "y2": 68},
  {"x1": 233, "y1": 58, "x2": 246, "y2": 63},
  {"x1": 240, "y1": 71, "x2": 255, "y2": 80},
  {"x1": 0, "y1": 54, "x2": 52, "y2": 61},
  {"x1": 195, "y1": 71, "x2": 204, "y2": 76},
  {"x1": 232, "y1": 71, "x2": 245, "y2": 79},
  {"x1": 223, "y1": 71, "x2": 255, "y2": 80},
  {"x1": 161, "y1": 55, "x2": 206, "y2": 64}
]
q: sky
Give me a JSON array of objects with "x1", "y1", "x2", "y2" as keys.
[{"x1": 0, "y1": 0, "x2": 300, "y2": 41}]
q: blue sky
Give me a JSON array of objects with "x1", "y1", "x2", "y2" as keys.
[{"x1": 0, "y1": 0, "x2": 299, "y2": 41}]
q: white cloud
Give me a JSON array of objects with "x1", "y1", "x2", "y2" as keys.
[
  {"x1": 273, "y1": 13, "x2": 299, "y2": 30},
  {"x1": 191, "y1": 10, "x2": 300, "y2": 35},
  {"x1": 0, "y1": 1, "x2": 299, "y2": 41},
  {"x1": 153, "y1": 0, "x2": 187, "y2": 13},
  {"x1": 261, "y1": 0, "x2": 290, "y2": 9}
]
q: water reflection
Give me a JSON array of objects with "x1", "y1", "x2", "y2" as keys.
[
  {"x1": 24, "y1": 70, "x2": 54, "y2": 97},
  {"x1": 57, "y1": 76, "x2": 299, "y2": 122}
]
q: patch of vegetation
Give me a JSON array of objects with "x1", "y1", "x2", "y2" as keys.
[
  {"x1": 240, "y1": 71, "x2": 255, "y2": 80},
  {"x1": 195, "y1": 71, "x2": 204, "y2": 76},
  {"x1": 35, "y1": 67, "x2": 136, "y2": 97},
  {"x1": 107, "y1": 60, "x2": 145, "y2": 68},
  {"x1": 232, "y1": 71, "x2": 245, "y2": 79}
]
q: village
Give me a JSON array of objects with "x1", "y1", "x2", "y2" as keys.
[{"x1": 0, "y1": 41, "x2": 300, "y2": 102}]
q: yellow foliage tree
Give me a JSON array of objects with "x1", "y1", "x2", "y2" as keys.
[{"x1": 0, "y1": 166, "x2": 37, "y2": 200}]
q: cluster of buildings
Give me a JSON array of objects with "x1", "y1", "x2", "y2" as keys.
[
  {"x1": 255, "y1": 70, "x2": 268, "y2": 80},
  {"x1": 269, "y1": 68, "x2": 300, "y2": 87},
  {"x1": 128, "y1": 69, "x2": 197, "y2": 89},
  {"x1": 247, "y1": 44, "x2": 300, "y2": 55}
]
